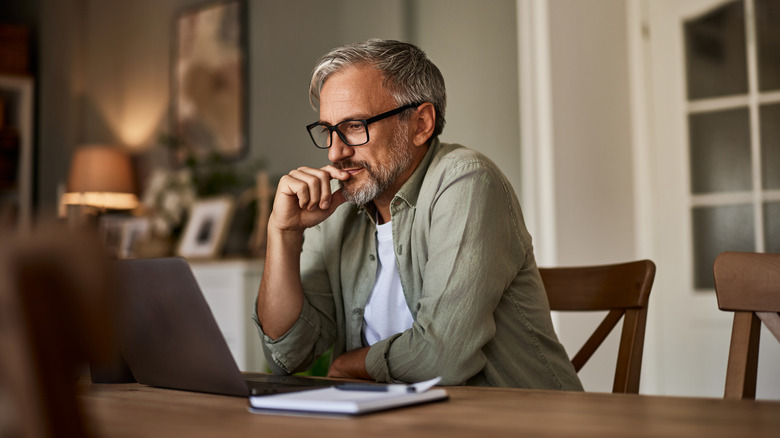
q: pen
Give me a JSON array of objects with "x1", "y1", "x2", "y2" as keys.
[{"x1": 335, "y1": 383, "x2": 416, "y2": 393}]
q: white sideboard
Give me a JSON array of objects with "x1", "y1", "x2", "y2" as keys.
[{"x1": 188, "y1": 258, "x2": 266, "y2": 372}]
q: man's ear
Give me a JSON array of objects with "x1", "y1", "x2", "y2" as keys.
[{"x1": 412, "y1": 103, "x2": 436, "y2": 147}]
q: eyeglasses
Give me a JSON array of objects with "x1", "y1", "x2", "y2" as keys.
[{"x1": 306, "y1": 103, "x2": 421, "y2": 149}]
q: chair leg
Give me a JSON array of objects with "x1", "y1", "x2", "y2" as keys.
[
  {"x1": 724, "y1": 312, "x2": 761, "y2": 400},
  {"x1": 613, "y1": 308, "x2": 647, "y2": 394}
]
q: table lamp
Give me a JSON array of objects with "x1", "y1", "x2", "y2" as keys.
[{"x1": 62, "y1": 145, "x2": 139, "y2": 211}]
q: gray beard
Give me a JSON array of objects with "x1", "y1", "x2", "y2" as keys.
[
  {"x1": 340, "y1": 173, "x2": 380, "y2": 206},
  {"x1": 339, "y1": 124, "x2": 412, "y2": 206}
]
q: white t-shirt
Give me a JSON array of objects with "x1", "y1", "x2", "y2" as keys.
[{"x1": 363, "y1": 220, "x2": 414, "y2": 346}]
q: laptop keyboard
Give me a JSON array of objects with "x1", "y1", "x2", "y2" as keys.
[{"x1": 244, "y1": 374, "x2": 340, "y2": 396}]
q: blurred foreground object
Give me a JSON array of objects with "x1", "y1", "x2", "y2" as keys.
[{"x1": 0, "y1": 224, "x2": 113, "y2": 437}]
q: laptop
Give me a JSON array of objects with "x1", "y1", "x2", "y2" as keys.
[{"x1": 110, "y1": 257, "x2": 339, "y2": 397}]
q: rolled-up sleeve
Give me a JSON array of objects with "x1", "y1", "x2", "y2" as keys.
[{"x1": 253, "y1": 224, "x2": 338, "y2": 374}]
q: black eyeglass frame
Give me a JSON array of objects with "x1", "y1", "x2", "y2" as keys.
[{"x1": 306, "y1": 102, "x2": 422, "y2": 149}]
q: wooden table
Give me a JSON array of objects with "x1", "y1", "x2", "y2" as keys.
[{"x1": 80, "y1": 382, "x2": 780, "y2": 437}]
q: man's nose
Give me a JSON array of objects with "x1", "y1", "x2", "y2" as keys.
[{"x1": 327, "y1": 132, "x2": 354, "y2": 162}]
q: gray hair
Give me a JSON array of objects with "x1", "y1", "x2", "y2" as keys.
[{"x1": 309, "y1": 39, "x2": 447, "y2": 139}]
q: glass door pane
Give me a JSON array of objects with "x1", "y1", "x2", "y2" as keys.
[
  {"x1": 755, "y1": 0, "x2": 780, "y2": 91},
  {"x1": 684, "y1": 0, "x2": 748, "y2": 99},
  {"x1": 689, "y1": 108, "x2": 751, "y2": 193},
  {"x1": 692, "y1": 205, "x2": 755, "y2": 288},
  {"x1": 765, "y1": 202, "x2": 780, "y2": 253},
  {"x1": 760, "y1": 103, "x2": 780, "y2": 189}
]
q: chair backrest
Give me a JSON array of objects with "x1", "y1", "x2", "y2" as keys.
[
  {"x1": 713, "y1": 251, "x2": 780, "y2": 400},
  {"x1": 539, "y1": 260, "x2": 656, "y2": 394},
  {"x1": 0, "y1": 225, "x2": 113, "y2": 437}
]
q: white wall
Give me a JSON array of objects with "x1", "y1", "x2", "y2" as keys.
[
  {"x1": 542, "y1": 0, "x2": 638, "y2": 393},
  {"x1": 82, "y1": 0, "x2": 181, "y2": 148},
  {"x1": 38, "y1": 0, "x2": 88, "y2": 216},
  {"x1": 548, "y1": 0, "x2": 636, "y2": 267},
  {"x1": 414, "y1": 0, "x2": 522, "y2": 193},
  {"x1": 249, "y1": 0, "x2": 408, "y2": 175}
]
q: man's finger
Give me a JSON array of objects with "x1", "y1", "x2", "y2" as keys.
[
  {"x1": 322, "y1": 188, "x2": 347, "y2": 212},
  {"x1": 322, "y1": 164, "x2": 350, "y2": 181},
  {"x1": 289, "y1": 168, "x2": 327, "y2": 210}
]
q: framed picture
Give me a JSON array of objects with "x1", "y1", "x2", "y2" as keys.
[
  {"x1": 173, "y1": 0, "x2": 247, "y2": 162},
  {"x1": 98, "y1": 214, "x2": 129, "y2": 258},
  {"x1": 98, "y1": 215, "x2": 151, "y2": 259},
  {"x1": 177, "y1": 196, "x2": 235, "y2": 259},
  {"x1": 120, "y1": 217, "x2": 151, "y2": 259}
]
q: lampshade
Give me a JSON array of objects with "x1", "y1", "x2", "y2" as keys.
[{"x1": 62, "y1": 145, "x2": 139, "y2": 210}]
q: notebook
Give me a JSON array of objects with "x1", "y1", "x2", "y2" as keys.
[
  {"x1": 110, "y1": 257, "x2": 341, "y2": 397},
  {"x1": 248, "y1": 378, "x2": 449, "y2": 416}
]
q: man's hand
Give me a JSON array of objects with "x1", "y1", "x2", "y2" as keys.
[
  {"x1": 257, "y1": 164, "x2": 349, "y2": 340},
  {"x1": 271, "y1": 165, "x2": 350, "y2": 233},
  {"x1": 327, "y1": 347, "x2": 372, "y2": 380}
]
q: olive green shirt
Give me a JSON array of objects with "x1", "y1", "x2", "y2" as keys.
[{"x1": 254, "y1": 139, "x2": 583, "y2": 390}]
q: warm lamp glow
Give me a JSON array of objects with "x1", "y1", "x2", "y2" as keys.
[
  {"x1": 117, "y1": 103, "x2": 167, "y2": 147},
  {"x1": 64, "y1": 145, "x2": 139, "y2": 210}
]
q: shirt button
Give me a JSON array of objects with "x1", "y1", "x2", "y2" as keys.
[{"x1": 369, "y1": 254, "x2": 376, "y2": 261}]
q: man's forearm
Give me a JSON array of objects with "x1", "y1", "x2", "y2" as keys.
[
  {"x1": 257, "y1": 167, "x2": 348, "y2": 340},
  {"x1": 256, "y1": 226, "x2": 306, "y2": 340},
  {"x1": 327, "y1": 347, "x2": 372, "y2": 380}
]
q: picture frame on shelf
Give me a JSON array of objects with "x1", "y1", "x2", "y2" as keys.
[
  {"x1": 177, "y1": 196, "x2": 235, "y2": 259},
  {"x1": 120, "y1": 217, "x2": 151, "y2": 259},
  {"x1": 98, "y1": 215, "x2": 151, "y2": 259},
  {"x1": 98, "y1": 214, "x2": 128, "y2": 258},
  {"x1": 173, "y1": 0, "x2": 247, "y2": 163}
]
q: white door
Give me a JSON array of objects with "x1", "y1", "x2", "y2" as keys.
[{"x1": 645, "y1": 0, "x2": 780, "y2": 398}]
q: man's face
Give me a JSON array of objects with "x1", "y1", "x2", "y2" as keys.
[{"x1": 318, "y1": 65, "x2": 414, "y2": 206}]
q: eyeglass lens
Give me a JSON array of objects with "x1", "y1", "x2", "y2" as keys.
[{"x1": 310, "y1": 120, "x2": 367, "y2": 149}]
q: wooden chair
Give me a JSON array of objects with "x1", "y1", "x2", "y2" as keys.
[
  {"x1": 539, "y1": 260, "x2": 656, "y2": 393},
  {"x1": 713, "y1": 251, "x2": 780, "y2": 400}
]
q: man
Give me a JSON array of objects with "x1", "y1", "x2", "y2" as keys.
[{"x1": 254, "y1": 39, "x2": 582, "y2": 390}]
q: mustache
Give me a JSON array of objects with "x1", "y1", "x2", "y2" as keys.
[{"x1": 333, "y1": 160, "x2": 372, "y2": 171}]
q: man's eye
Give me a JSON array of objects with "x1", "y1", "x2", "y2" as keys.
[{"x1": 344, "y1": 121, "x2": 365, "y2": 132}]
